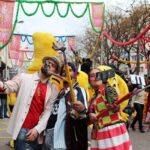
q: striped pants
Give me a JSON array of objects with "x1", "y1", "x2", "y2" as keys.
[{"x1": 90, "y1": 123, "x2": 132, "y2": 150}]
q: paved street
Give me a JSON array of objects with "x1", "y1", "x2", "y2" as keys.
[{"x1": 0, "y1": 118, "x2": 150, "y2": 150}]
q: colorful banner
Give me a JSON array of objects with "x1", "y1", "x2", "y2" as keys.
[
  {"x1": 91, "y1": 4, "x2": 103, "y2": 29},
  {"x1": 67, "y1": 36, "x2": 76, "y2": 50},
  {"x1": 9, "y1": 35, "x2": 22, "y2": 60},
  {"x1": 0, "y1": 1, "x2": 15, "y2": 44}
]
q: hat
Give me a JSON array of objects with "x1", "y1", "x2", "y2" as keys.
[{"x1": 42, "y1": 56, "x2": 62, "y2": 73}]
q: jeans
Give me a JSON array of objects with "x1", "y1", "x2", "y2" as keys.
[
  {"x1": 0, "y1": 98, "x2": 7, "y2": 118},
  {"x1": 42, "y1": 128, "x2": 66, "y2": 150},
  {"x1": 15, "y1": 128, "x2": 38, "y2": 150}
]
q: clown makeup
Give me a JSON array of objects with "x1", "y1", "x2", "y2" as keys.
[
  {"x1": 45, "y1": 60, "x2": 57, "y2": 69},
  {"x1": 41, "y1": 59, "x2": 58, "y2": 77}
]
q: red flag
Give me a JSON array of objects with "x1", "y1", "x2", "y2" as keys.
[
  {"x1": 9, "y1": 35, "x2": 21, "y2": 60},
  {"x1": 18, "y1": 52, "x2": 24, "y2": 67},
  {"x1": 0, "y1": 1, "x2": 15, "y2": 44},
  {"x1": 91, "y1": 4, "x2": 104, "y2": 30}
]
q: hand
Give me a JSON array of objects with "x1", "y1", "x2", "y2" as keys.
[
  {"x1": 88, "y1": 113, "x2": 98, "y2": 123},
  {"x1": 107, "y1": 103, "x2": 120, "y2": 113},
  {"x1": 72, "y1": 101, "x2": 85, "y2": 113},
  {"x1": 26, "y1": 128, "x2": 39, "y2": 142}
]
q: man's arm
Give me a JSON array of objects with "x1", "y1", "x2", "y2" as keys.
[{"x1": 0, "y1": 74, "x2": 22, "y2": 94}]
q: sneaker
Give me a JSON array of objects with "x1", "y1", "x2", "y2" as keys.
[{"x1": 131, "y1": 125, "x2": 136, "y2": 131}]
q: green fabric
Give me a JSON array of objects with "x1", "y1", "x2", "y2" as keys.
[
  {"x1": 102, "y1": 116, "x2": 111, "y2": 124},
  {"x1": 97, "y1": 102, "x2": 106, "y2": 112},
  {"x1": 0, "y1": 1, "x2": 105, "y2": 50}
]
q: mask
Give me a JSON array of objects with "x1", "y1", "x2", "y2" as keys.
[{"x1": 41, "y1": 63, "x2": 51, "y2": 77}]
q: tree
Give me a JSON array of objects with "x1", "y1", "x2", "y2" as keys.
[{"x1": 77, "y1": 0, "x2": 150, "y2": 75}]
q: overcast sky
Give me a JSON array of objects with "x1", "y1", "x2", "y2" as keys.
[{"x1": 13, "y1": 0, "x2": 147, "y2": 36}]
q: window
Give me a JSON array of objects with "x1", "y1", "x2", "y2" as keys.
[{"x1": 131, "y1": 55, "x2": 137, "y2": 61}]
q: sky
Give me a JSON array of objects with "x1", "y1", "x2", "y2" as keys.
[{"x1": 13, "y1": 0, "x2": 147, "y2": 36}]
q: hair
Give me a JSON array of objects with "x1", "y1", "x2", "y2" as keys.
[
  {"x1": 81, "y1": 58, "x2": 93, "y2": 74},
  {"x1": 88, "y1": 67, "x2": 101, "y2": 83},
  {"x1": 88, "y1": 67, "x2": 101, "y2": 75},
  {"x1": 42, "y1": 56, "x2": 52, "y2": 63},
  {"x1": 60, "y1": 62, "x2": 76, "y2": 75}
]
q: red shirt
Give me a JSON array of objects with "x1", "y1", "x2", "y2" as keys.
[{"x1": 22, "y1": 82, "x2": 47, "y2": 129}]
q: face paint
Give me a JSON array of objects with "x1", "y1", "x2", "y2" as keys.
[
  {"x1": 41, "y1": 63, "x2": 51, "y2": 77},
  {"x1": 41, "y1": 60, "x2": 57, "y2": 77}
]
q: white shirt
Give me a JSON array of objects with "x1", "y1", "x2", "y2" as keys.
[{"x1": 0, "y1": 72, "x2": 58, "y2": 140}]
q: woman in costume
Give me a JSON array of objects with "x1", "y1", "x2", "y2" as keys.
[{"x1": 88, "y1": 68, "x2": 132, "y2": 150}]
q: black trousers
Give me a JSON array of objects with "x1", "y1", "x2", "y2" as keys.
[
  {"x1": 65, "y1": 116, "x2": 88, "y2": 150},
  {"x1": 131, "y1": 103, "x2": 144, "y2": 130}
]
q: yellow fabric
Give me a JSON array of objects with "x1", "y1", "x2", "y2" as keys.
[
  {"x1": 26, "y1": 32, "x2": 62, "y2": 91},
  {"x1": 96, "y1": 65, "x2": 129, "y2": 121},
  {"x1": 27, "y1": 32, "x2": 57, "y2": 73},
  {"x1": 7, "y1": 92, "x2": 17, "y2": 116},
  {"x1": 10, "y1": 139, "x2": 14, "y2": 148},
  {"x1": 50, "y1": 75, "x2": 63, "y2": 92},
  {"x1": 143, "y1": 91, "x2": 148, "y2": 121},
  {"x1": 77, "y1": 71, "x2": 89, "y2": 90},
  {"x1": 77, "y1": 71, "x2": 92, "y2": 102},
  {"x1": 97, "y1": 66, "x2": 129, "y2": 108}
]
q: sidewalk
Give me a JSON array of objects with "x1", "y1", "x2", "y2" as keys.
[
  {"x1": 0, "y1": 118, "x2": 150, "y2": 150},
  {"x1": 0, "y1": 119, "x2": 12, "y2": 150}
]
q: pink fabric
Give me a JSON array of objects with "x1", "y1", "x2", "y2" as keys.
[
  {"x1": 91, "y1": 4, "x2": 104, "y2": 29},
  {"x1": 0, "y1": 1, "x2": 14, "y2": 44},
  {"x1": 90, "y1": 123, "x2": 132, "y2": 150}
]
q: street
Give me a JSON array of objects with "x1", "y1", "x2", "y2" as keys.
[{"x1": 0, "y1": 118, "x2": 150, "y2": 150}]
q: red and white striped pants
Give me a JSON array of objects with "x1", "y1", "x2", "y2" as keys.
[{"x1": 90, "y1": 123, "x2": 132, "y2": 150}]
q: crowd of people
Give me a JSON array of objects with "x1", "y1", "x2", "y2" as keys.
[{"x1": 0, "y1": 43, "x2": 150, "y2": 150}]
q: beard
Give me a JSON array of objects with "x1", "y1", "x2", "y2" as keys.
[{"x1": 41, "y1": 64, "x2": 52, "y2": 77}]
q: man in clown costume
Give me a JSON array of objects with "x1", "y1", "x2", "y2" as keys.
[{"x1": 0, "y1": 55, "x2": 61, "y2": 150}]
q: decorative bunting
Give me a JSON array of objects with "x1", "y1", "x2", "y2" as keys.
[
  {"x1": 0, "y1": 1, "x2": 15, "y2": 44},
  {"x1": 91, "y1": 4, "x2": 104, "y2": 30}
]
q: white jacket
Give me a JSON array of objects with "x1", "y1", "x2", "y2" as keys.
[{"x1": 0, "y1": 72, "x2": 58, "y2": 140}]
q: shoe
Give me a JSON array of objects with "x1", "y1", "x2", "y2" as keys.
[
  {"x1": 131, "y1": 125, "x2": 136, "y2": 131},
  {"x1": 4, "y1": 116, "x2": 9, "y2": 118},
  {"x1": 140, "y1": 129, "x2": 145, "y2": 133}
]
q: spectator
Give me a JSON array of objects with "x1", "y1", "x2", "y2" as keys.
[
  {"x1": 130, "y1": 84, "x2": 145, "y2": 133},
  {"x1": 0, "y1": 79, "x2": 8, "y2": 119}
]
